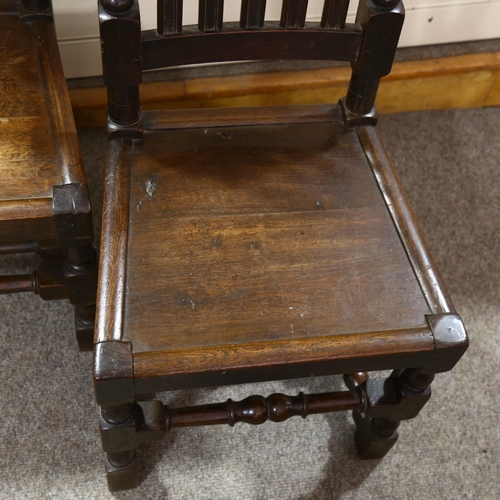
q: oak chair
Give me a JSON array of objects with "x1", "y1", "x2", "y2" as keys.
[
  {"x1": 94, "y1": 0, "x2": 468, "y2": 491},
  {"x1": 0, "y1": 0, "x2": 97, "y2": 350}
]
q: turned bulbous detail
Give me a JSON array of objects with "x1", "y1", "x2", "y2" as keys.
[{"x1": 101, "y1": 0, "x2": 134, "y2": 14}]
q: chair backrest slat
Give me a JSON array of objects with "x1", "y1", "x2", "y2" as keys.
[
  {"x1": 321, "y1": 0, "x2": 349, "y2": 30},
  {"x1": 158, "y1": 0, "x2": 183, "y2": 35},
  {"x1": 99, "y1": 0, "x2": 405, "y2": 127},
  {"x1": 280, "y1": 0, "x2": 309, "y2": 29},
  {"x1": 199, "y1": 0, "x2": 224, "y2": 32},
  {"x1": 240, "y1": 0, "x2": 267, "y2": 29}
]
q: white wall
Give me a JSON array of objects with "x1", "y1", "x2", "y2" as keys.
[{"x1": 54, "y1": 0, "x2": 500, "y2": 79}]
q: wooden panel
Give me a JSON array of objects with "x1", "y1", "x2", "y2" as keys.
[
  {"x1": 141, "y1": 23, "x2": 362, "y2": 70},
  {"x1": 281, "y1": 0, "x2": 309, "y2": 29},
  {"x1": 0, "y1": 15, "x2": 60, "y2": 201},
  {"x1": 240, "y1": 0, "x2": 266, "y2": 29},
  {"x1": 199, "y1": 0, "x2": 224, "y2": 32},
  {"x1": 122, "y1": 121, "x2": 430, "y2": 353},
  {"x1": 157, "y1": 0, "x2": 183, "y2": 35},
  {"x1": 321, "y1": 0, "x2": 349, "y2": 30}
]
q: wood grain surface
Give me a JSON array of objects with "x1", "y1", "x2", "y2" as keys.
[
  {"x1": 120, "y1": 119, "x2": 430, "y2": 354},
  {"x1": 31, "y1": 18, "x2": 86, "y2": 185},
  {"x1": 133, "y1": 327, "x2": 435, "y2": 392},
  {"x1": 0, "y1": 15, "x2": 59, "y2": 201},
  {"x1": 95, "y1": 139, "x2": 133, "y2": 343},
  {"x1": 357, "y1": 126, "x2": 455, "y2": 315}
]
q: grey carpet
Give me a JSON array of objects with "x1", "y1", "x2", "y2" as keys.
[{"x1": 1, "y1": 106, "x2": 499, "y2": 499}]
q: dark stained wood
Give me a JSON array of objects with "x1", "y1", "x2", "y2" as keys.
[
  {"x1": 123, "y1": 120, "x2": 430, "y2": 355},
  {"x1": 321, "y1": 0, "x2": 349, "y2": 29},
  {"x1": 142, "y1": 103, "x2": 339, "y2": 130},
  {"x1": 240, "y1": 0, "x2": 266, "y2": 29},
  {"x1": 357, "y1": 125, "x2": 455, "y2": 314},
  {"x1": 344, "y1": 372, "x2": 369, "y2": 390},
  {"x1": 167, "y1": 390, "x2": 363, "y2": 428},
  {"x1": 0, "y1": 241, "x2": 37, "y2": 254},
  {"x1": 95, "y1": 140, "x2": 133, "y2": 344},
  {"x1": 157, "y1": 0, "x2": 182, "y2": 35},
  {"x1": 99, "y1": 0, "x2": 142, "y2": 125},
  {"x1": 0, "y1": 199, "x2": 56, "y2": 242},
  {"x1": 95, "y1": 0, "x2": 469, "y2": 491},
  {"x1": 0, "y1": 274, "x2": 36, "y2": 294},
  {"x1": 133, "y1": 328, "x2": 435, "y2": 393},
  {"x1": 94, "y1": 341, "x2": 135, "y2": 405},
  {"x1": 345, "y1": 0, "x2": 404, "y2": 116},
  {"x1": 280, "y1": 0, "x2": 309, "y2": 29},
  {"x1": 198, "y1": 0, "x2": 224, "y2": 32},
  {"x1": 141, "y1": 23, "x2": 362, "y2": 70}
]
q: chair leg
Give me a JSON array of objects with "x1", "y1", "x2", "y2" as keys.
[
  {"x1": 99, "y1": 404, "x2": 141, "y2": 491},
  {"x1": 346, "y1": 368, "x2": 434, "y2": 459},
  {"x1": 74, "y1": 303, "x2": 96, "y2": 351},
  {"x1": 64, "y1": 243, "x2": 98, "y2": 351},
  {"x1": 105, "y1": 450, "x2": 140, "y2": 491},
  {"x1": 353, "y1": 412, "x2": 400, "y2": 459}
]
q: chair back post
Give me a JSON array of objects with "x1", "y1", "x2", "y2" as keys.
[
  {"x1": 99, "y1": 0, "x2": 142, "y2": 128},
  {"x1": 342, "y1": 0, "x2": 404, "y2": 126}
]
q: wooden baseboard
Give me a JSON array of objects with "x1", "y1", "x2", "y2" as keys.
[{"x1": 70, "y1": 51, "x2": 500, "y2": 128}]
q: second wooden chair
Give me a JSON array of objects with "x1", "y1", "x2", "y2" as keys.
[{"x1": 0, "y1": 0, "x2": 97, "y2": 350}]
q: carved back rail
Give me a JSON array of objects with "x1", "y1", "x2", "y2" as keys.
[{"x1": 99, "y1": 0, "x2": 404, "y2": 127}]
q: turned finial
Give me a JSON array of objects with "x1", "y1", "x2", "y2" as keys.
[{"x1": 100, "y1": 0, "x2": 134, "y2": 13}]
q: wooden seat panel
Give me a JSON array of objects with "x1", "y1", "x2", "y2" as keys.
[
  {"x1": 123, "y1": 119, "x2": 431, "y2": 353},
  {"x1": 0, "y1": 14, "x2": 59, "y2": 201}
]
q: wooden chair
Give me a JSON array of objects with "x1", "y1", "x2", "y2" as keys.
[
  {"x1": 0, "y1": 0, "x2": 97, "y2": 350},
  {"x1": 94, "y1": 0, "x2": 468, "y2": 491}
]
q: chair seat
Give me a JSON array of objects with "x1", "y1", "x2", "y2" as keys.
[
  {"x1": 100, "y1": 105, "x2": 436, "y2": 392},
  {"x1": 0, "y1": 14, "x2": 60, "y2": 202}
]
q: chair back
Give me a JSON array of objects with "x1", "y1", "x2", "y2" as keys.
[{"x1": 99, "y1": 0, "x2": 404, "y2": 126}]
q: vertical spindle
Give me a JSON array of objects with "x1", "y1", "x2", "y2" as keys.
[
  {"x1": 280, "y1": 0, "x2": 309, "y2": 29},
  {"x1": 240, "y1": 0, "x2": 267, "y2": 29},
  {"x1": 321, "y1": 0, "x2": 349, "y2": 29},
  {"x1": 158, "y1": 0, "x2": 183, "y2": 35},
  {"x1": 199, "y1": 0, "x2": 224, "y2": 32}
]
